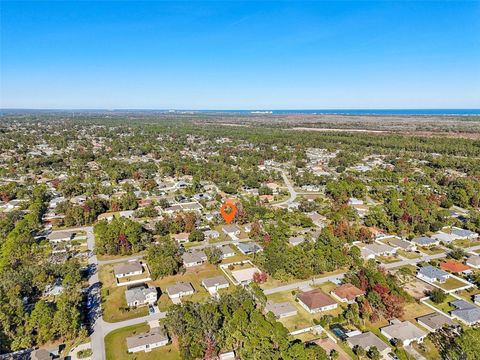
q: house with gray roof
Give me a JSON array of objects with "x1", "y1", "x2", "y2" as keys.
[
  {"x1": 236, "y1": 242, "x2": 263, "y2": 255},
  {"x1": 466, "y1": 255, "x2": 480, "y2": 269},
  {"x1": 417, "y1": 266, "x2": 450, "y2": 284},
  {"x1": 411, "y1": 236, "x2": 439, "y2": 247},
  {"x1": 432, "y1": 232, "x2": 460, "y2": 243},
  {"x1": 222, "y1": 224, "x2": 241, "y2": 237},
  {"x1": 451, "y1": 227, "x2": 478, "y2": 240},
  {"x1": 288, "y1": 235, "x2": 305, "y2": 246},
  {"x1": 388, "y1": 237, "x2": 416, "y2": 251},
  {"x1": 381, "y1": 320, "x2": 427, "y2": 346},
  {"x1": 360, "y1": 243, "x2": 396, "y2": 260},
  {"x1": 202, "y1": 275, "x2": 229, "y2": 295},
  {"x1": 127, "y1": 326, "x2": 169, "y2": 353},
  {"x1": 416, "y1": 312, "x2": 456, "y2": 332},
  {"x1": 346, "y1": 332, "x2": 390, "y2": 359},
  {"x1": 166, "y1": 282, "x2": 194, "y2": 300},
  {"x1": 217, "y1": 244, "x2": 235, "y2": 259},
  {"x1": 450, "y1": 300, "x2": 480, "y2": 325},
  {"x1": 114, "y1": 261, "x2": 144, "y2": 278},
  {"x1": 125, "y1": 285, "x2": 157, "y2": 307},
  {"x1": 182, "y1": 250, "x2": 207, "y2": 268},
  {"x1": 265, "y1": 300, "x2": 297, "y2": 319}
]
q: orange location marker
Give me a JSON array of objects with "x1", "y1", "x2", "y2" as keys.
[{"x1": 220, "y1": 201, "x2": 237, "y2": 224}]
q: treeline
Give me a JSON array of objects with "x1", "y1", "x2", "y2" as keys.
[
  {"x1": 165, "y1": 289, "x2": 328, "y2": 360},
  {"x1": 0, "y1": 187, "x2": 85, "y2": 353}
]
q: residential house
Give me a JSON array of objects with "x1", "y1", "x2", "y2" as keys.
[
  {"x1": 297, "y1": 289, "x2": 338, "y2": 314},
  {"x1": 219, "y1": 351, "x2": 236, "y2": 360},
  {"x1": 360, "y1": 243, "x2": 396, "y2": 260},
  {"x1": 307, "y1": 212, "x2": 326, "y2": 228},
  {"x1": 451, "y1": 227, "x2": 478, "y2": 240},
  {"x1": 346, "y1": 332, "x2": 390, "y2": 359},
  {"x1": 114, "y1": 261, "x2": 143, "y2": 279},
  {"x1": 125, "y1": 285, "x2": 157, "y2": 307},
  {"x1": 222, "y1": 225, "x2": 241, "y2": 238},
  {"x1": 411, "y1": 236, "x2": 439, "y2": 247},
  {"x1": 417, "y1": 266, "x2": 450, "y2": 284},
  {"x1": 182, "y1": 250, "x2": 207, "y2": 268},
  {"x1": 265, "y1": 301, "x2": 297, "y2": 319},
  {"x1": 236, "y1": 242, "x2": 263, "y2": 255},
  {"x1": 172, "y1": 232, "x2": 190, "y2": 244},
  {"x1": 126, "y1": 326, "x2": 169, "y2": 353},
  {"x1": 202, "y1": 275, "x2": 229, "y2": 295},
  {"x1": 388, "y1": 237, "x2": 416, "y2": 252},
  {"x1": 331, "y1": 283, "x2": 365, "y2": 304},
  {"x1": 217, "y1": 244, "x2": 235, "y2": 259},
  {"x1": 432, "y1": 232, "x2": 460, "y2": 243},
  {"x1": 230, "y1": 266, "x2": 261, "y2": 285},
  {"x1": 450, "y1": 299, "x2": 480, "y2": 325},
  {"x1": 440, "y1": 260, "x2": 472, "y2": 275},
  {"x1": 47, "y1": 230, "x2": 75, "y2": 243},
  {"x1": 288, "y1": 235, "x2": 305, "y2": 246},
  {"x1": 466, "y1": 255, "x2": 480, "y2": 269},
  {"x1": 166, "y1": 282, "x2": 195, "y2": 300},
  {"x1": 204, "y1": 230, "x2": 220, "y2": 240},
  {"x1": 380, "y1": 320, "x2": 427, "y2": 346},
  {"x1": 416, "y1": 312, "x2": 457, "y2": 332}
]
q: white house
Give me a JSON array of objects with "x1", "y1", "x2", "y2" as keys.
[
  {"x1": 113, "y1": 261, "x2": 143, "y2": 279},
  {"x1": 417, "y1": 266, "x2": 450, "y2": 284},
  {"x1": 202, "y1": 275, "x2": 229, "y2": 295},
  {"x1": 125, "y1": 285, "x2": 157, "y2": 307},
  {"x1": 166, "y1": 282, "x2": 194, "y2": 300},
  {"x1": 126, "y1": 327, "x2": 169, "y2": 353},
  {"x1": 381, "y1": 320, "x2": 427, "y2": 346}
]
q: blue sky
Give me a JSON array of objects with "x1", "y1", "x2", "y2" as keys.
[{"x1": 1, "y1": 1, "x2": 479, "y2": 109}]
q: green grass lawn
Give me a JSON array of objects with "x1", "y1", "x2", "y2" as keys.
[
  {"x1": 425, "y1": 294, "x2": 457, "y2": 314},
  {"x1": 398, "y1": 250, "x2": 421, "y2": 259},
  {"x1": 452, "y1": 239, "x2": 480, "y2": 248},
  {"x1": 104, "y1": 324, "x2": 180, "y2": 360},
  {"x1": 377, "y1": 255, "x2": 402, "y2": 264},
  {"x1": 456, "y1": 287, "x2": 480, "y2": 303},
  {"x1": 412, "y1": 337, "x2": 441, "y2": 360},
  {"x1": 99, "y1": 264, "x2": 148, "y2": 323},
  {"x1": 435, "y1": 277, "x2": 467, "y2": 291},
  {"x1": 400, "y1": 302, "x2": 433, "y2": 322},
  {"x1": 418, "y1": 246, "x2": 445, "y2": 255},
  {"x1": 260, "y1": 268, "x2": 347, "y2": 290}
]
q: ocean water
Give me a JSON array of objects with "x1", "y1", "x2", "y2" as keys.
[{"x1": 199, "y1": 109, "x2": 480, "y2": 115}]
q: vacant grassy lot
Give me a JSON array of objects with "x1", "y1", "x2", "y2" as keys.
[
  {"x1": 398, "y1": 250, "x2": 421, "y2": 259},
  {"x1": 435, "y1": 277, "x2": 468, "y2": 291},
  {"x1": 377, "y1": 255, "x2": 402, "y2": 264},
  {"x1": 104, "y1": 323, "x2": 180, "y2": 360},
  {"x1": 452, "y1": 238, "x2": 480, "y2": 248},
  {"x1": 418, "y1": 246, "x2": 445, "y2": 255},
  {"x1": 400, "y1": 302, "x2": 433, "y2": 322},
  {"x1": 99, "y1": 264, "x2": 148, "y2": 323},
  {"x1": 261, "y1": 268, "x2": 347, "y2": 290}
]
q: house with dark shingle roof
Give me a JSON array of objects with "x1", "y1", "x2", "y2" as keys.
[
  {"x1": 331, "y1": 283, "x2": 365, "y2": 304},
  {"x1": 297, "y1": 289, "x2": 338, "y2": 314},
  {"x1": 416, "y1": 312, "x2": 457, "y2": 332}
]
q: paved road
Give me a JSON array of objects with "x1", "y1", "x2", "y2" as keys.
[
  {"x1": 264, "y1": 244, "x2": 480, "y2": 295},
  {"x1": 272, "y1": 168, "x2": 297, "y2": 207},
  {"x1": 79, "y1": 217, "x2": 480, "y2": 360}
]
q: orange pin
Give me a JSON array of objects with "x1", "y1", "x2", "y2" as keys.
[{"x1": 220, "y1": 201, "x2": 237, "y2": 224}]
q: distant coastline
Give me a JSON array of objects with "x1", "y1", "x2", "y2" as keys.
[{"x1": 1, "y1": 108, "x2": 480, "y2": 116}]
